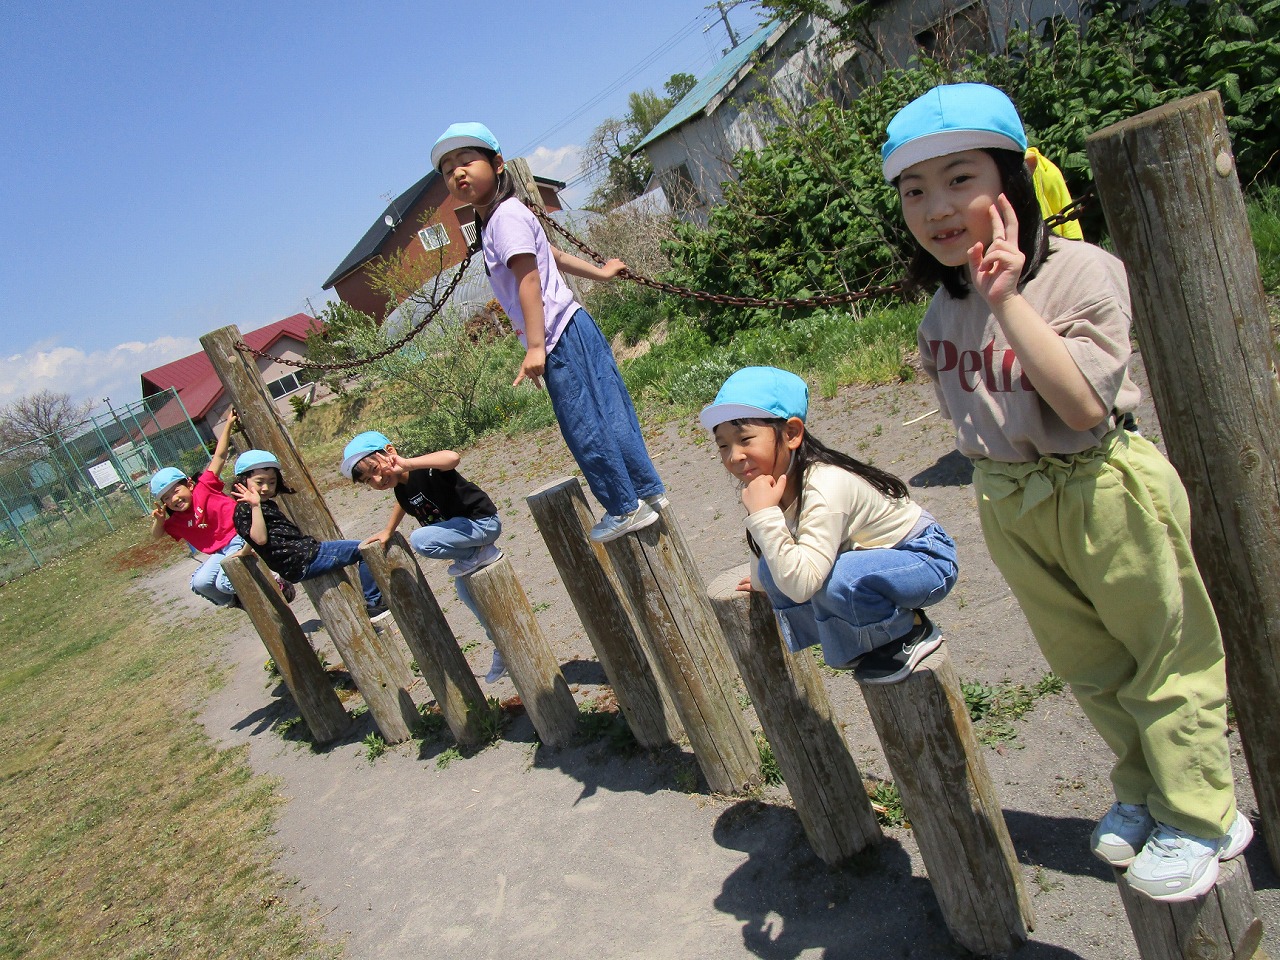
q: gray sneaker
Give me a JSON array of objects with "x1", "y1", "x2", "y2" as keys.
[
  {"x1": 447, "y1": 544, "x2": 503, "y2": 577},
  {"x1": 1091, "y1": 802, "x2": 1155, "y2": 867},
  {"x1": 1125, "y1": 811, "x2": 1253, "y2": 901},
  {"x1": 589, "y1": 502, "x2": 659, "y2": 543},
  {"x1": 853, "y1": 611, "x2": 943, "y2": 684},
  {"x1": 485, "y1": 648, "x2": 508, "y2": 684}
]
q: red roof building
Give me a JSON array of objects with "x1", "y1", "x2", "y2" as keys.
[{"x1": 140, "y1": 314, "x2": 324, "y2": 440}]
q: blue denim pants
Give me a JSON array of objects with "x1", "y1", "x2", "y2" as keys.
[
  {"x1": 757, "y1": 521, "x2": 958, "y2": 667},
  {"x1": 302, "y1": 540, "x2": 383, "y2": 608},
  {"x1": 408, "y1": 514, "x2": 502, "y2": 561},
  {"x1": 190, "y1": 534, "x2": 246, "y2": 607},
  {"x1": 543, "y1": 309, "x2": 664, "y2": 516}
]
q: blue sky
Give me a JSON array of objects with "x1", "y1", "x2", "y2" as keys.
[{"x1": 0, "y1": 1, "x2": 766, "y2": 410}]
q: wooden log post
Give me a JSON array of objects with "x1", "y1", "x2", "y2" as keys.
[
  {"x1": 200, "y1": 325, "x2": 417, "y2": 744},
  {"x1": 707, "y1": 567, "x2": 882, "y2": 863},
  {"x1": 361, "y1": 535, "x2": 489, "y2": 749},
  {"x1": 507, "y1": 158, "x2": 586, "y2": 301},
  {"x1": 860, "y1": 648, "x2": 1035, "y2": 955},
  {"x1": 1114, "y1": 859, "x2": 1269, "y2": 960},
  {"x1": 464, "y1": 555, "x2": 580, "y2": 747},
  {"x1": 222, "y1": 553, "x2": 349, "y2": 745},
  {"x1": 602, "y1": 504, "x2": 761, "y2": 795},
  {"x1": 526, "y1": 478, "x2": 683, "y2": 748},
  {"x1": 1086, "y1": 92, "x2": 1280, "y2": 870}
]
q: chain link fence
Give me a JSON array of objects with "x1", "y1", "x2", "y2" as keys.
[{"x1": 0, "y1": 388, "x2": 208, "y2": 583}]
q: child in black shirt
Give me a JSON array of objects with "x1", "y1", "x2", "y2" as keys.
[{"x1": 342, "y1": 432, "x2": 505, "y2": 682}]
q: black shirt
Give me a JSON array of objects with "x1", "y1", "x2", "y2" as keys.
[
  {"x1": 394, "y1": 468, "x2": 497, "y2": 526},
  {"x1": 233, "y1": 498, "x2": 321, "y2": 582}
]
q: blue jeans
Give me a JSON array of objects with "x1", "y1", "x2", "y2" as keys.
[
  {"x1": 408, "y1": 514, "x2": 502, "y2": 561},
  {"x1": 302, "y1": 540, "x2": 383, "y2": 609},
  {"x1": 757, "y1": 521, "x2": 958, "y2": 666},
  {"x1": 543, "y1": 309, "x2": 664, "y2": 516},
  {"x1": 190, "y1": 535, "x2": 246, "y2": 607}
]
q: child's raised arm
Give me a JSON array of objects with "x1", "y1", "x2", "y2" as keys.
[
  {"x1": 397, "y1": 449, "x2": 461, "y2": 472},
  {"x1": 150, "y1": 501, "x2": 167, "y2": 539},
  {"x1": 363, "y1": 503, "x2": 407, "y2": 548},
  {"x1": 551, "y1": 248, "x2": 626, "y2": 283},
  {"x1": 208, "y1": 410, "x2": 239, "y2": 477}
]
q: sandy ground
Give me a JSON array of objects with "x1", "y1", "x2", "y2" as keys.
[{"x1": 143, "y1": 353, "x2": 1278, "y2": 959}]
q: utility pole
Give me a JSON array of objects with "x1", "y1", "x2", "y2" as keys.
[{"x1": 709, "y1": 0, "x2": 741, "y2": 50}]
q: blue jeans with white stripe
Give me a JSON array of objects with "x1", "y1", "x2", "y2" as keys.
[{"x1": 757, "y1": 521, "x2": 958, "y2": 667}]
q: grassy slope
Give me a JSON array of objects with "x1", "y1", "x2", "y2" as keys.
[{"x1": 0, "y1": 528, "x2": 341, "y2": 960}]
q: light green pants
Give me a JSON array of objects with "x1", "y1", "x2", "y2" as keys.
[{"x1": 973, "y1": 429, "x2": 1236, "y2": 838}]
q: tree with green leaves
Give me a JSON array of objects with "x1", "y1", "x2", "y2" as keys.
[{"x1": 583, "y1": 72, "x2": 698, "y2": 211}]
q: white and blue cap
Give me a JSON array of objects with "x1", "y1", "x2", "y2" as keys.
[
  {"x1": 881, "y1": 83, "x2": 1027, "y2": 182},
  {"x1": 150, "y1": 467, "x2": 187, "y2": 499},
  {"x1": 699, "y1": 367, "x2": 809, "y2": 432},
  {"x1": 341, "y1": 430, "x2": 392, "y2": 479},
  {"x1": 234, "y1": 449, "x2": 281, "y2": 476},
  {"x1": 431, "y1": 122, "x2": 501, "y2": 172}
]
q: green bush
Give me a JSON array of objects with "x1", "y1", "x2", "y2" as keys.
[{"x1": 664, "y1": 0, "x2": 1280, "y2": 341}]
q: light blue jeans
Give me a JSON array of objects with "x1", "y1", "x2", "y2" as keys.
[
  {"x1": 302, "y1": 540, "x2": 383, "y2": 609},
  {"x1": 408, "y1": 515, "x2": 503, "y2": 644},
  {"x1": 757, "y1": 521, "x2": 958, "y2": 667},
  {"x1": 543, "y1": 309, "x2": 664, "y2": 516},
  {"x1": 190, "y1": 535, "x2": 246, "y2": 607}
]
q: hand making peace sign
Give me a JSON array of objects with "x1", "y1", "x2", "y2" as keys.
[{"x1": 968, "y1": 194, "x2": 1025, "y2": 308}]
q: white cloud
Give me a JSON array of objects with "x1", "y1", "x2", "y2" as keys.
[
  {"x1": 0, "y1": 336, "x2": 199, "y2": 408},
  {"x1": 527, "y1": 144, "x2": 583, "y2": 186}
]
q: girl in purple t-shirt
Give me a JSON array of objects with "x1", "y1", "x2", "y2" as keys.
[{"x1": 429, "y1": 121, "x2": 665, "y2": 543}]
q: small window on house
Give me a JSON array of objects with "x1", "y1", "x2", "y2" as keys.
[
  {"x1": 460, "y1": 221, "x2": 478, "y2": 247},
  {"x1": 266, "y1": 372, "x2": 302, "y2": 399},
  {"x1": 915, "y1": 2, "x2": 989, "y2": 61},
  {"x1": 418, "y1": 223, "x2": 449, "y2": 252}
]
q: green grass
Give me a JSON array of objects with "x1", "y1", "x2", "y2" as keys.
[
  {"x1": 961, "y1": 672, "x2": 1065, "y2": 747},
  {"x1": 0, "y1": 521, "x2": 341, "y2": 960}
]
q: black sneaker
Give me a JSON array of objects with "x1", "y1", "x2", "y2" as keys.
[
  {"x1": 366, "y1": 603, "x2": 391, "y2": 623},
  {"x1": 853, "y1": 611, "x2": 943, "y2": 685}
]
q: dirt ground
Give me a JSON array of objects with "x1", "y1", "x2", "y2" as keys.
[{"x1": 149, "y1": 351, "x2": 1278, "y2": 959}]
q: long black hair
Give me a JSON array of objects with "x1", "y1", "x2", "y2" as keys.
[
  {"x1": 731, "y1": 418, "x2": 909, "y2": 557},
  {"x1": 901, "y1": 148, "x2": 1050, "y2": 299}
]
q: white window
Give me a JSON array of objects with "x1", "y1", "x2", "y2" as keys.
[
  {"x1": 267, "y1": 372, "x2": 302, "y2": 399},
  {"x1": 418, "y1": 223, "x2": 449, "y2": 252},
  {"x1": 460, "y1": 220, "x2": 478, "y2": 247}
]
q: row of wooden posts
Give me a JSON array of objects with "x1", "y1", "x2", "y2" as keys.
[{"x1": 197, "y1": 93, "x2": 1276, "y2": 959}]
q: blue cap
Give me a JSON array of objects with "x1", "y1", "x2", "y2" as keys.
[
  {"x1": 699, "y1": 367, "x2": 809, "y2": 431},
  {"x1": 234, "y1": 450, "x2": 281, "y2": 476},
  {"x1": 881, "y1": 83, "x2": 1027, "y2": 182},
  {"x1": 431, "y1": 122, "x2": 501, "y2": 172},
  {"x1": 150, "y1": 467, "x2": 187, "y2": 499},
  {"x1": 341, "y1": 431, "x2": 392, "y2": 479}
]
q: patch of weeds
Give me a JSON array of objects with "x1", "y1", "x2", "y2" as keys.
[
  {"x1": 350, "y1": 704, "x2": 368, "y2": 720},
  {"x1": 460, "y1": 640, "x2": 480, "y2": 654},
  {"x1": 756, "y1": 732, "x2": 782, "y2": 786},
  {"x1": 362, "y1": 732, "x2": 387, "y2": 763},
  {"x1": 409, "y1": 659, "x2": 421, "y2": 677},
  {"x1": 263, "y1": 657, "x2": 279, "y2": 680},
  {"x1": 866, "y1": 779, "x2": 908, "y2": 828},
  {"x1": 531, "y1": 601, "x2": 551, "y2": 614},
  {"x1": 674, "y1": 761, "x2": 700, "y2": 794},
  {"x1": 436, "y1": 746, "x2": 462, "y2": 770},
  {"x1": 274, "y1": 716, "x2": 306, "y2": 742},
  {"x1": 1032, "y1": 864, "x2": 1064, "y2": 894},
  {"x1": 961, "y1": 671, "x2": 1064, "y2": 747},
  {"x1": 735, "y1": 683, "x2": 752, "y2": 709},
  {"x1": 414, "y1": 704, "x2": 448, "y2": 741},
  {"x1": 477, "y1": 696, "x2": 512, "y2": 743}
]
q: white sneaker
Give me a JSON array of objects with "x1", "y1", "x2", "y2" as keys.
[
  {"x1": 447, "y1": 543, "x2": 503, "y2": 577},
  {"x1": 1091, "y1": 802, "x2": 1155, "y2": 867},
  {"x1": 485, "y1": 649, "x2": 507, "y2": 684},
  {"x1": 1125, "y1": 811, "x2": 1254, "y2": 901},
  {"x1": 589, "y1": 502, "x2": 659, "y2": 542},
  {"x1": 644, "y1": 493, "x2": 669, "y2": 509}
]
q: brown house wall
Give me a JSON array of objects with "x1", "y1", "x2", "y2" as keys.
[{"x1": 334, "y1": 178, "x2": 565, "y2": 319}]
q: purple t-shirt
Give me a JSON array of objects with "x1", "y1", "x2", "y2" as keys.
[{"x1": 481, "y1": 198, "x2": 580, "y2": 352}]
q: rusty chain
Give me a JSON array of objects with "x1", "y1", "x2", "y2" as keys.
[{"x1": 235, "y1": 190, "x2": 1091, "y2": 371}]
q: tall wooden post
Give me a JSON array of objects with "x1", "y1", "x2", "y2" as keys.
[
  {"x1": 200, "y1": 325, "x2": 417, "y2": 744},
  {"x1": 603, "y1": 505, "x2": 761, "y2": 795},
  {"x1": 507, "y1": 157, "x2": 587, "y2": 301},
  {"x1": 464, "y1": 556, "x2": 580, "y2": 747},
  {"x1": 222, "y1": 553, "x2": 349, "y2": 745},
  {"x1": 526, "y1": 478, "x2": 683, "y2": 748},
  {"x1": 1086, "y1": 92, "x2": 1280, "y2": 869},
  {"x1": 361, "y1": 535, "x2": 489, "y2": 749},
  {"x1": 861, "y1": 648, "x2": 1035, "y2": 955},
  {"x1": 707, "y1": 568, "x2": 882, "y2": 863}
]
